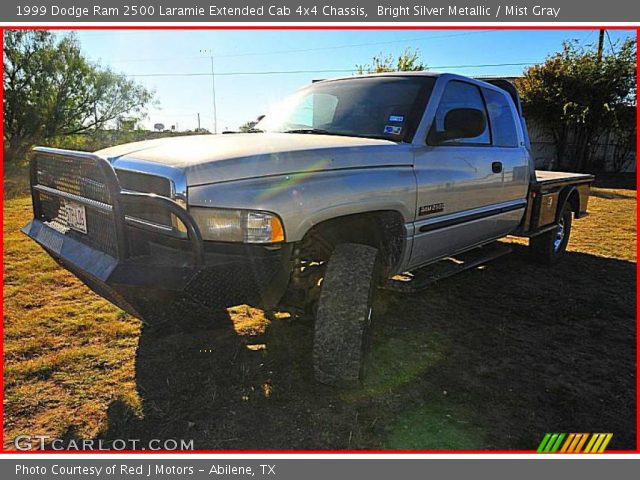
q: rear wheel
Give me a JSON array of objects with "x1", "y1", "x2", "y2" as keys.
[
  {"x1": 312, "y1": 243, "x2": 380, "y2": 386},
  {"x1": 530, "y1": 203, "x2": 573, "y2": 265}
]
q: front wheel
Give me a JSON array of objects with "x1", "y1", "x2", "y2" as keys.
[
  {"x1": 529, "y1": 203, "x2": 573, "y2": 265},
  {"x1": 312, "y1": 243, "x2": 380, "y2": 386}
]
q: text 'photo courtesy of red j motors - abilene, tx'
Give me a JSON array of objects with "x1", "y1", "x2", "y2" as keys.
[{"x1": 0, "y1": 9, "x2": 638, "y2": 476}]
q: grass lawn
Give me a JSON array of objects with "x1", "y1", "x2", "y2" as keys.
[{"x1": 3, "y1": 180, "x2": 636, "y2": 450}]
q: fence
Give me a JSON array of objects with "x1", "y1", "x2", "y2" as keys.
[{"x1": 526, "y1": 118, "x2": 636, "y2": 173}]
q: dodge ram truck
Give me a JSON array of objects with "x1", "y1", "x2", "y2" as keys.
[{"x1": 23, "y1": 72, "x2": 594, "y2": 385}]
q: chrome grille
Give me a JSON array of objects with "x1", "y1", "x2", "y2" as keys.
[
  {"x1": 30, "y1": 148, "x2": 198, "y2": 263},
  {"x1": 116, "y1": 169, "x2": 173, "y2": 227}
]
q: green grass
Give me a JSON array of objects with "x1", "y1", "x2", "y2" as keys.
[
  {"x1": 386, "y1": 402, "x2": 484, "y2": 450},
  {"x1": 342, "y1": 332, "x2": 449, "y2": 402}
]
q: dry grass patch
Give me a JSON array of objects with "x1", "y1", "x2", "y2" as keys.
[
  {"x1": 3, "y1": 197, "x2": 141, "y2": 449},
  {"x1": 3, "y1": 182, "x2": 636, "y2": 450}
]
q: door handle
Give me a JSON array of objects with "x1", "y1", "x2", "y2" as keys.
[{"x1": 492, "y1": 161, "x2": 503, "y2": 173}]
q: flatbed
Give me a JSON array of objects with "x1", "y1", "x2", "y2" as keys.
[{"x1": 534, "y1": 170, "x2": 595, "y2": 187}]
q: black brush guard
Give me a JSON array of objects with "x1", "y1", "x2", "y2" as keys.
[{"x1": 22, "y1": 147, "x2": 292, "y2": 322}]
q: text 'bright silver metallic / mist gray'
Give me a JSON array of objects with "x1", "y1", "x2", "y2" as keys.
[{"x1": 1, "y1": 0, "x2": 636, "y2": 22}]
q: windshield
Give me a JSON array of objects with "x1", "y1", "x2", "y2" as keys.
[{"x1": 256, "y1": 76, "x2": 436, "y2": 142}]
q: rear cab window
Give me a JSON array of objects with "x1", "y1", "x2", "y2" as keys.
[{"x1": 482, "y1": 87, "x2": 520, "y2": 147}]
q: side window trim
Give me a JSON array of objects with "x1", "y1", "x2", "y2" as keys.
[{"x1": 426, "y1": 79, "x2": 493, "y2": 147}]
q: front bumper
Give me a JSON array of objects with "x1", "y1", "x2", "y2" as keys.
[
  {"x1": 23, "y1": 219, "x2": 293, "y2": 319},
  {"x1": 23, "y1": 147, "x2": 293, "y2": 321}
]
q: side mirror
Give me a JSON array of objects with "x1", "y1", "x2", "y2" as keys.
[{"x1": 429, "y1": 107, "x2": 486, "y2": 144}]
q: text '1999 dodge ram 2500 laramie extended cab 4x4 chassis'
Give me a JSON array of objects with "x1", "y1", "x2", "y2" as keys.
[{"x1": 23, "y1": 72, "x2": 594, "y2": 385}]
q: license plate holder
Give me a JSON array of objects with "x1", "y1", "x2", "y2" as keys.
[{"x1": 65, "y1": 200, "x2": 88, "y2": 234}]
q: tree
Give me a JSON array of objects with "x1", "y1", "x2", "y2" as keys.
[
  {"x1": 3, "y1": 30, "x2": 155, "y2": 163},
  {"x1": 516, "y1": 38, "x2": 636, "y2": 172},
  {"x1": 356, "y1": 47, "x2": 427, "y2": 74},
  {"x1": 609, "y1": 105, "x2": 636, "y2": 172},
  {"x1": 117, "y1": 117, "x2": 137, "y2": 131}
]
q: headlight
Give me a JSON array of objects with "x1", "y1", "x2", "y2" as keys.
[{"x1": 190, "y1": 208, "x2": 285, "y2": 243}]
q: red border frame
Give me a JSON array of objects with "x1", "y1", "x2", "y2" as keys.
[{"x1": 0, "y1": 24, "x2": 638, "y2": 455}]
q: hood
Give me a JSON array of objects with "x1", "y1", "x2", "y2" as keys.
[{"x1": 96, "y1": 133, "x2": 413, "y2": 186}]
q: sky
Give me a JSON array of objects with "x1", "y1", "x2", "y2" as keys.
[{"x1": 71, "y1": 29, "x2": 636, "y2": 132}]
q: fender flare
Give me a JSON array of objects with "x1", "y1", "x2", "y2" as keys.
[{"x1": 557, "y1": 185, "x2": 579, "y2": 222}]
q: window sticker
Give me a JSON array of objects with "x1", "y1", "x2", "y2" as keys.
[
  {"x1": 389, "y1": 115, "x2": 405, "y2": 122},
  {"x1": 384, "y1": 125, "x2": 402, "y2": 135}
]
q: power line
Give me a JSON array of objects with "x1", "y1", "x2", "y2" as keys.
[
  {"x1": 213, "y1": 30, "x2": 500, "y2": 58},
  {"x1": 424, "y1": 61, "x2": 536, "y2": 70},
  {"x1": 86, "y1": 30, "x2": 500, "y2": 64},
  {"x1": 605, "y1": 30, "x2": 617, "y2": 54},
  {"x1": 581, "y1": 30, "x2": 595, "y2": 45},
  {"x1": 151, "y1": 113, "x2": 201, "y2": 117},
  {"x1": 125, "y1": 62, "x2": 538, "y2": 78},
  {"x1": 128, "y1": 68, "x2": 355, "y2": 77}
]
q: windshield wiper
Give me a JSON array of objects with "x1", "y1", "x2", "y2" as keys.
[
  {"x1": 282, "y1": 129, "x2": 395, "y2": 141},
  {"x1": 221, "y1": 128, "x2": 264, "y2": 134},
  {"x1": 282, "y1": 128, "x2": 332, "y2": 135}
]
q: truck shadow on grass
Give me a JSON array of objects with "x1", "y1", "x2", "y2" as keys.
[{"x1": 95, "y1": 245, "x2": 635, "y2": 451}]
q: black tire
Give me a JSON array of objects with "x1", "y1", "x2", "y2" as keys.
[
  {"x1": 530, "y1": 203, "x2": 573, "y2": 265},
  {"x1": 312, "y1": 243, "x2": 380, "y2": 386}
]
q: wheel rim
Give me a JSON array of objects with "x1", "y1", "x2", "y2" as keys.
[{"x1": 553, "y1": 217, "x2": 566, "y2": 252}]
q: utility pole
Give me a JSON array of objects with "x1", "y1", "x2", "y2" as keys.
[
  {"x1": 200, "y1": 48, "x2": 218, "y2": 134},
  {"x1": 197, "y1": 113, "x2": 201, "y2": 131},
  {"x1": 597, "y1": 29, "x2": 605, "y2": 63}
]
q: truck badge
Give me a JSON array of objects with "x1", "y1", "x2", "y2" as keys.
[{"x1": 419, "y1": 203, "x2": 445, "y2": 216}]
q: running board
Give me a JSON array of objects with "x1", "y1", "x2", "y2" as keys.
[{"x1": 383, "y1": 242, "x2": 512, "y2": 293}]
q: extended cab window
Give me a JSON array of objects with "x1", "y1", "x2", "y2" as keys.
[
  {"x1": 483, "y1": 88, "x2": 520, "y2": 147},
  {"x1": 258, "y1": 76, "x2": 435, "y2": 141},
  {"x1": 428, "y1": 81, "x2": 490, "y2": 146}
]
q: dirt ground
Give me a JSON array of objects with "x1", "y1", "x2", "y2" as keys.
[{"x1": 3, "y1": 177, "x2": 636, "y2": 451}]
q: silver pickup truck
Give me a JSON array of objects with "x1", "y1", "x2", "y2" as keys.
[{"x1": 23, "y1": 72, "x2": 594, "y2": 385}]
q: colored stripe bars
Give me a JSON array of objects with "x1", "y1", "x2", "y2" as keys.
[{"x1": 537, "y1": 433, "x2": 613, "y2": 453}]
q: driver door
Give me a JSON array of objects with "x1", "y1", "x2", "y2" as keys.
[{"x1": 409, "y1": 79, "x2": 521, "y2": 269}]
